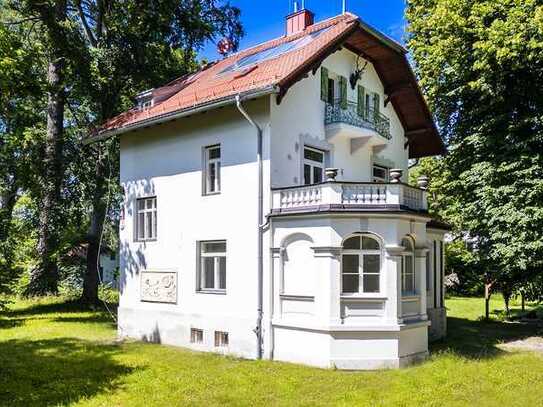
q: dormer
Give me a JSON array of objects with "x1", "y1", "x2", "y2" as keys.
[{"x1": 135, "y1": 89, "x2": 154, "y2": 111}]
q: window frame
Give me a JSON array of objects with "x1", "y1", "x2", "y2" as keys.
[
  {"x1": 372, "y1": 164, "x2": 390, "y2": 183},
  {"x1": 401, "y1": 237, "x2": 416, "y2": 296},
  {"x1": 190, "y1": 328, "x2": 204, "y2": 344},
  {"x1": 197, "y1": 240, "x2": 227, "y2": 293},
  {"x1": 214, "y1": 331, "x2": 229, "y2": 347},
  {"x1": 341, "y1": 234, "x2": 383, "y2": 296},
  {"x1": 134, "y1": 196, "x2": 157, "y2": 242},
  {"x1": 203, "y1": 144, "x2": 221, "y2": 195},
  {"x1": 303, "y1": 146, "x2": 325, "y2": 185}
]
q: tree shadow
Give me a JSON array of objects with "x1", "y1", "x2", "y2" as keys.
[
  {"x1": 431, "y1": 315, "x2": 543, "y2": 359},
  {"x1": 0, "y1": 337, "x2": 139, "y2": 406},
  {"x1": 5, "y1": 299, "x2": 117, "y2": 318}
]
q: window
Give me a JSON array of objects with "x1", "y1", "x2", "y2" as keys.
[
  {"x1": 401, "y1": 237, "x2": 416, "y2": 295},
  {"x1": 372, "y1": 164, "x2": 390, "y2": 183},
  {"x1": 303, "y1": 146, "x2": 325, "y2": 185},
  {"x1": 214, "y1": 331, "x2": 229, "y2": 347},
  {"x1": 191, "y1": 328, "x2": 203, "y2": 344},
  {"x1": 327, "y1": 78, "x2": 335, "y2": 104},
  {"x1": 365, "y1": 93, "x2": 371, "y2": 118},
  {"x1": 198, "y1": 241, "x2": 227, "y2": 292},
  {"x1": 426, "y1": 250, "x2": 431, "y2": 292},
  {"x1": 341, "y1": 235, "x2": 381, "y2": 294},
  {"x1": 135, "y1": 197, "x2": 157, "y2": 241},
  {"x1": 204, "y1": 145, "x2": 221, "y2": 194}
]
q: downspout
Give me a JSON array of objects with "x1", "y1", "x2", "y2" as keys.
[{"x1": 236, "y1": 94, "x2": 265, "y2": 359}]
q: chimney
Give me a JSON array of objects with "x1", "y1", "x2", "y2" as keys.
[{"x1": 286, "y1": 6, "x2": 314, "y2": 35}]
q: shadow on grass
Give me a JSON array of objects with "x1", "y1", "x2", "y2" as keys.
[
  {"x1": 431, "y1": 314, "x2": 543, "y2": 359},
  {"x1": 5, "y1": 299, "x2": 118, "y2": 318},
  {"x1": 0, "y1": 337, "x2": 137, "y2": 406}
]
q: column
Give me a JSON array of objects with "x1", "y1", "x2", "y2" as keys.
[
  {"x1": 313, "y1": 246, "x2": 342, "y2": 325},
  {"x1": 415, "y1": 248, "x2": 429, "y2": 320},
  {"x1": 385, "y1": 245, "x2": 404, "y2": 324}
]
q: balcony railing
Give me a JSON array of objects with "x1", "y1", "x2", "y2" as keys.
[
  {"x1": 272, "y1": 182, "x2": 427, "y2": 213},
  {"x1": 325, "y1": 100, "x2": 391, "y2": 140}
]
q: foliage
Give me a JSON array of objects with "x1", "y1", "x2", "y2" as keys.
[
  {"x1": 1, "y1": 296, "x2": 542, "y2": 405},
  {"x1": 0, "y1": 0, "x2": 243, "y2": 300},
  {"x1": 407, "y1": 0, "x2": 543, "y2": 299}
]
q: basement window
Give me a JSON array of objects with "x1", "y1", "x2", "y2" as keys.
[
  {"x1": 215, "y1": 331, "x2": 229, "y2": 347},
  {"x1": 191, "y1": 328, "x2": 204, "y2": 344}
]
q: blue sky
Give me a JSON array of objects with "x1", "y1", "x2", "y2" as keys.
[{"x1": 199, "y1": 0, "x2": 407, "y2": 61}]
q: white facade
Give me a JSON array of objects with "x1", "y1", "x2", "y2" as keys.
[{"x1": 117, "y1": 46, "x2": 447, "y2": 369}]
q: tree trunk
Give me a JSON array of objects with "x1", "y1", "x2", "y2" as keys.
[
  {"x1": 25, "y1": 0, "x2": 67, "y2": 296},
  {"x1": 484, "y1": 282, "x2": 493, "y2": 321},
  {"x1": 0, "y1": 177, "x2": 19, "y2": 274},
  {"x1": 503, "y1": 289, "x2": 511, "y2": 319},
  {"x1": 81, "y1": 150, "x2": 107, "y2": 304},
  {"x1": 521, "y1": 292, "x2": 526, "y2": 312}
]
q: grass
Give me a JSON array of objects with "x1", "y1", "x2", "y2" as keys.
[{"x1": 0, "y1": 296, "x2": 542, "y2": 407}]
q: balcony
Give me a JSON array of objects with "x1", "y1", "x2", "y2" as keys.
[
  {"x1": 271, "y1": 182, "x2": 427, "y2": 215},
  {"x1": 325, "y1": 101, "x2": 391, "y2": 141}
]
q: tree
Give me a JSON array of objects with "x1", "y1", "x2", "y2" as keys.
[
  {"x1": 406, "y1": 0, "x2": 543, "y2": 318},
  {"x1": 68, "y1": 0, "x2": 243, "y2": 304}
]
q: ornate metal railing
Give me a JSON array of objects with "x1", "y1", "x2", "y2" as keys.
[{"x1": 324, "y1": 100, "x2": 391, "y2": 140}]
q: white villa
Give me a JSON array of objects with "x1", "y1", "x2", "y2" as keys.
[{"x1": 95, "y1": 9, "x2": 448, "y2": 370}]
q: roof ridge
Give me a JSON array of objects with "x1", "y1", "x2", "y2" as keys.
[{"x1": 226, "y1": 12, "x2": 356, "y2": 59}]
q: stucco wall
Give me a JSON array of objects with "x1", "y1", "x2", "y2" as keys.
[
  {"x1": 118, "y1": 99, "x2": 271, "y2": 358},
  {"x1": 270, "y1": 48, "x2": 409, "y2": 188}
]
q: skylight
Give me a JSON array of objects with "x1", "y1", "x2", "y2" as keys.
[{"x1": 219, "y1": 26, "x2": 332, "y2": 75}]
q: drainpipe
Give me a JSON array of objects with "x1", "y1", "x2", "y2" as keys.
[{"x1": 236, "y1": 94, "x2": 265, "y2": 360}]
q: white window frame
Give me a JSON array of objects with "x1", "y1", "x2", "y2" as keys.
[
  {"x1": 203, "y1": 144, "x2": 221, "y2": 195},
  {"x1": 197, "y1": 240, "x2": 227, "y2": 293},
  {"x1": 303, "y1": 146, "x2": 325, "y2": 185},
  {"x1": 341, "y1": 234, "x2": 382, "y2": 296},
  {"x1": 401, "y1": 237, "x2": 416, "y2": 296},
  {"x1": 214, "y1": 331, "x2": 229, "y2": 347},
  {"x1": 190, "y1": 328, "x2": 203, "y2": 344},
  {"x1": 372, "y1": 164, "x2": 390, "y2": 183},
  {"x1": 135, "y1": 197, "x2": 157, "y2": 242}
]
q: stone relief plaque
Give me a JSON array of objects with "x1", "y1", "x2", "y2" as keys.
[{"x1": 140, "y1": 271, "x2": 177, "y2": 303}]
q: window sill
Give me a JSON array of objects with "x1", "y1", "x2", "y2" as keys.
[
  {"x1": 401, "y1": 294, "x2": 420, "y2": 301},
  {"x1": 202, "y1": 191, "x2": 221, "y2": 197},
  {"x1": 340, "y1": 295, "x2": 387, "y2": 301},
  {"x1": 196, "y1": 289, "x2": 226, "y2": 295}
]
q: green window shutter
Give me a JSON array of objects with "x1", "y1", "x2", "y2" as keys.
[
  {"x1": 320, "y1": 67, "x2": 329, "y2": 102},
  {"x1": 340, "y1": 76, "x2": 348, "y2": 109},
  {"x1": 357, "y1": 85, "x2": 365, "y2": 116}
]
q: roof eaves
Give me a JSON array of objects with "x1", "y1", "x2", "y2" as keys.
[{"x1": 86, "y1": 85, "x2": 279, "y2": 144}]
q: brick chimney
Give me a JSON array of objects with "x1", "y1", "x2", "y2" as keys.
[{"x1": 286, "y1": 8, "x2": 314, "y2": 35}]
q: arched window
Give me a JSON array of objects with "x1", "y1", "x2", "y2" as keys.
[
  {"x1": 401, "y1": 237, "x2": 416, "y2": 295},
  {"x1": 341, "y1": 234, "x2": 381, "y2": 294}
]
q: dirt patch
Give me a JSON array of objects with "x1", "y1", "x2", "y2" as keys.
[{"x1": 499, "y1": 337, "x2": 543, "y2": 354}]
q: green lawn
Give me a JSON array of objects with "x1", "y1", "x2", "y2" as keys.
[{"x1": 1, "y1": 297, "x2": 542, "y2": 407}]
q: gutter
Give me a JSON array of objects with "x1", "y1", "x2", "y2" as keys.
[
  {"x1": 84, "y1": 85, "x2": 278, "y2": 145},
  {"x1": 235, "y1": 94, "x2": 267, "y2": 360}
]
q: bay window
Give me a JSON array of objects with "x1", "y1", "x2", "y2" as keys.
[
  {"x1": 401, "y1": 237, "x2": 416, "y2": 295},
  {"x1": 341, "y1": 234, "x2": 381, "y2": 294}
]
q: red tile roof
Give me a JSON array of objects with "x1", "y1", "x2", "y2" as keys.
[
  {"x1": 98, "y1": 13, "x2": 358, "y2": 135},
  {"x1": 95, "y1": 12, "x2": 444, "y2": 158}
]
